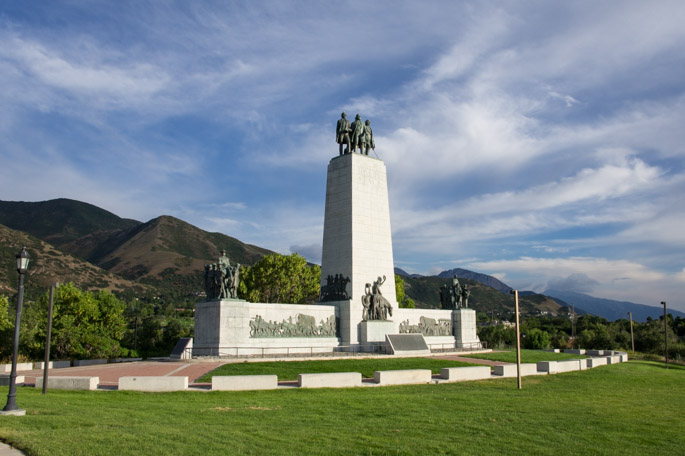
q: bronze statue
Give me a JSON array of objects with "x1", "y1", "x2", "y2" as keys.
[
  {"x1": 439, "y1": 275, "x2": 466, "y2": 309},
  {"x1": 204, "y1": 251, "x2": 241, "y2": 300},
  {"x1": 362, "y1": 275, "x2": 393, "y2": 321},
  {"x1": 336, "y1": 112, "x2": 352, "y2": 155},
  {"x1": 319, "y1": 274, "x2": 350, "y2": 302},
  {"x1": 363, "y1": 119, "x2": 374, "y2": 155},
  {"x1": 350, "y1": 114, "x2": 365, "y2": 154}
]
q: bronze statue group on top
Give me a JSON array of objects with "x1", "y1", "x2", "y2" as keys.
[{"x1": 336, "y1": 112, "x2": 375, "y2": 156}]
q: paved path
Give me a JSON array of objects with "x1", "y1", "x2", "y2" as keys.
[
  {"x1": 0, "y1": 442, "x2": 25, "y2": 455},
  {"x1": 19, "y1": 361, "x2": 225, "y2": 388}
]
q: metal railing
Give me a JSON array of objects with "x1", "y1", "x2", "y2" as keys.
[{"x1": 186, "y1": 341, "x2": 486, "y2": 359}]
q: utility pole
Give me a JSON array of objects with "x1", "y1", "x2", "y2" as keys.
[
  {"x1": 510, "y1": 289, "x2": 522, "y2": 390},
  {"x1": 661, "y1": 302, "x2": 668, "y2": 369},
  {"x1": 628, "y1": 312, "x2": 635, "y2": 353}
]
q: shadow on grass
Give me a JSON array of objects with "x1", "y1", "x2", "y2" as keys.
[{"x1": 628, "y1": 360, "x2": 685, "y2": 371}]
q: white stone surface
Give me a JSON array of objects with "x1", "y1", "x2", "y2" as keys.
[
  {"x1": 0, "y1": 363, "x2": 33, "y2": 373},
  {"x1": 452, "y1": 309, "x2": 481, "y2": 348},
  {"x1": 587, "y1": 357, "x2": 608, "y2": 368},
  {"x1": 493, "y1": 363, "x2": 547, "y2": 377},
  {"x1": 35, "y1": 376, "x2": 99, "y2": 390},
  {"x1": 619, "y1": 354, "x2": 629, "y2": 362},
  {"x1": 119, "y1": 376, "x2": 188, "y2": 392},
  {"x1": 361, "y1": 320, "x2": 396, "y2": 343},
  {"x1": 298, "y1": 372, "x2": 362, "y2": 388},
  {"x1": 0, "y1": 375, "x2": 24, "y2": 386},
  {"x1": 194, "y1": 300, "x2": 339, "y2": 356},
  {"x1": 538, "y1": 360, "x2": 582, "y2": 374},
  {"x1": 440, "y1": 366, "x2": 492, "y2": 382},
  {"x1": 563, "y1": 349, "x2": 586, "y2": 355},
  {"x1": 606, "y1": 355, "x2": 621, "y2": 364},
  {"x1": 212, "y1": 375, "x2": 278, "y2": 391},
  {"x1": 373, "y1": 369, "x2": 432, "y2": 385}
]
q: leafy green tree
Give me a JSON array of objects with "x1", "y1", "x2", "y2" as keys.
[
  {"x1": 0, "y1": 295, "x2": 11, "y2": 332},
  {"x1": 240, "y1": 253, "x2": 320, "y2": 304},
  {"x1": 21, "y1": 283, "x2": 127, "y2": 360},
  {"x1": 523, "y1": 328, "x2": 551, "y2": 349},
  {"x1": 394, "y1": 275, "x2": 415, "y2": 308}
]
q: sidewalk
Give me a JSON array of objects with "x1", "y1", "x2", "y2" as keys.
[{"x1": 0, "y1": 442, "x2": 25, "y2": 456}]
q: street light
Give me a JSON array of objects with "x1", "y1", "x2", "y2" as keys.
[
  {"x1": 1, "y1": 247, "x2": 30, "y2": 416},
  {"x1": 510, "y1": 289, "x2": 522, "y2": 390},
  {"x1": 661, "y1": 301, "x2": 668, "y2": 369}
]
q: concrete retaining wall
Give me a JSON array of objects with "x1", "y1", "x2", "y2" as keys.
[
  {"x1": 298, "y1": 372, "x2": 362, "y2": 388},
  {"x1": 212, "y1": 375, "x2": 278, "y2": 391},
  {"x1": 587, "y1": 357, "x2": 608, "y2": 368},
  {"x1": 538, "y1": 360, "x2": 582, "y2": 374},
  {"x1": 440, "y1": 366, "x2": 491, "y2": 382},
  {"x1": 35, "y1": 376, "x2": 99, "y2": 390},
  {"x1": 0, "y1": 375, "x2": 25, "y2": 386},
  {"x1": 73, "y1": 359, "x2": 107, "y2": 367},
  {"x1": 606, "y1": 355, "x2": 621, "y2": 364},
  {"x1": 0, "y1": 362, "x2": 34, "y2": 373},
  {"x1": 373, "y1": 369, "x2": 432, "y2": 385},
  {"x1": 119, "y1": 376, "x2": 188, "y2": 392},
  {"x1": 563, "y1": 349, "x2": 586, "y2": 355},
  {"x1": 493, "y1": 363, "x2": 546, "y2": 377},
  {"x1": 33, "y1": 360, "x2": 72, "y2": 370}
]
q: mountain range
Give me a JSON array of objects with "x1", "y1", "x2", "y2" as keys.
[{"x1": 1, "y1": 198, "x2": 679, "y2": 321}]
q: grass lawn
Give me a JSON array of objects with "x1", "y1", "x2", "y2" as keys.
[
  {"x1": 463, "y1": 349, "x2": 588, "y2": 364},
  {"x1": 198, "y1": 357, "x2": 478, "y2": 382},
  {"x1": 1, "y1": 361, "x2": 682, "y2": 455}
]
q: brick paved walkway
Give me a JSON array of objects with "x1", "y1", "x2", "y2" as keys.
[{"x1": 18, "y1": 361, "x2": 224, "y2": 388}]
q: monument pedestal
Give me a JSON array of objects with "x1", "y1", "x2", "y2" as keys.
[
  {"x1": 360, "y1": 320, "x2": 396, "y2": 343},
  {"x1": 453, "y1": 308, "x2": 480, "y2": 350}
]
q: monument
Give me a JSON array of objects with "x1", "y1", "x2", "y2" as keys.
[{"x1": 193, "y1": 114, "x2": 481, "y2": 356}]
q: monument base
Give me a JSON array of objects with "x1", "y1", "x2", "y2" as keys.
[{"x1": 361, "y1": 320, "x2": 396, "y2": 343}]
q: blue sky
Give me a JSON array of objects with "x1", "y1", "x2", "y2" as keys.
[{"x1": 1, "y1": 1, "x2": 684, "y2": 311}]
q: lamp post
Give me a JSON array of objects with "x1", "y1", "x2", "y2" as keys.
[
  {"x1": 628, "y1": 312, "x2": 635, "y2": 353},
  {"x1": 510, "y1": 289, "x2": 522, "y2": 390},
  {"x1": 1, "y1": 247, "x2": 30, "y2": 416},
  {"x1": 661, "y1": 302, "x2": 668, "y2": 369}
]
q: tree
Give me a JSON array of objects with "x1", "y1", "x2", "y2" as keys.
[
  {"x1": 240, "y1": 253, "x2": 320, "y2": 304},
  {"x1": 523, "y1": 328, "x2": 551, "y2": 349},
  {"x1": 0, "y1": 295, "x2": 11, "y2": 332},
  {"x1": 22, "y1": 283, "x2": 127, "y2": 360},
  {"x1": 394, "y1": 274, "x2": 415, "y2": 308}
]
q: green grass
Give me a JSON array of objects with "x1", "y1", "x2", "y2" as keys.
[
  {"x1": 1, "y1": 361, "x2": 683, "y2": 455},
  {"x1": 462, "y1": 349, "x2": 588, "y2": 364},
  {"x1": 198, "y1": 357, "x2": 478, "y2": 382}
]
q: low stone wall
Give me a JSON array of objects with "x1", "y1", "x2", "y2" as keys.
[
  {"x1": 0, "y1": 375, "x2": 25, "y2": 386},
  {"x1": 0, "y1": 362, "x2": 34, "y2": 373},
  {"x1": 440, "y1": 366, "x2": 491, "y2": 382},
  {"x1": 35, "y1": 376, "x2": 99, "y2": 390},
  {"x1": 33, "y1": 360, "x2": 72, "y2": 370},
  {"x1": 373, "y1": 369, "x2": 432, "y2": 385},
  {"x1": 73, "y1": 359, "x2": 107, "y2": 367},
  {"x1": 119, "y1": 376, "x2": 188, "y2": 392},
  {"x1": 298, "y1": 372, "x2": 362, "y2": 388},
  {"x1": 493, "y1": 363, "x2": 546, "y2": 377},
  {"x1": 587, "y1": 357, "x2": 608, "y2": 368},
  {"x1": 538, "y1": 360, "x2": 583, "y2": 374},
  {"x1": 212, "y1": 375, "x2": 278, "y2": 391}
]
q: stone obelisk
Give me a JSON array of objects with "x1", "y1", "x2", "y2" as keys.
[{"x1": 320, "y1": 153, "x2": 397, "y2": 346}]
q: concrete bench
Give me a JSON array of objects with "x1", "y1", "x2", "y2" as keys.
[
  {"x1": 587, "y1": 357, "x2": 608, "y2": 368},
  {"x1": 33, "y1": 360, "x2": 72, "y2": 370},
  {"x1": 298, "y1": 372, "x2": 362, "y2": 388},
  {"x1": 373, "y1": 369, "x2": 432, "y2": 385},
  {"x1": 493, "y1": 363, "x2": 546, "y2": 377},
  {"x1": 0, "y1": 363, "x2": 34, "y2": 373},
  {"x1": 212, "y1": 375, "x2": 278, "y2": 391},
  {"x1": 587, "y1": 350, "x2": 611, "y2": 357},
  {"x1": 619, "y1": 354, "x2": 629, "y2": 362},
  {"x1": 119, "y1": 376, "x2": 188, "y2": 392},
  {"x1": 35, "y1": 376, "x2": 99, "y2": 390},
  {"x1": 0, "y1": 375, "x2": 25, "y2": 386},
  {"x1": 440, "y1": 366, "x2": 492, "y2": 382},
  {"x1": 606, "y1": 355, "x2": 621, "y2": 364},
  {"x1": 538, "y1": 360, "x2": 582, "y2": 374},
  {"x1": 73, "y1": 359, "x2": 107, "y2": 367},
  {"x1": 563, "y1": 349, "x2": 586, "y2": 355}
]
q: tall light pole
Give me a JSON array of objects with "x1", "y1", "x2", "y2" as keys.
[
  {"x1": 1, "y1": 247, "x2": 30, "y2": 416},
  {"x1": 661, "y1": 302, "x2": 668, "y2": 369},
  {"x1": 628, "y1": 312, "x2": 635, "y2": 353},
  {"x1": 510, "y1": 289, "x2": 522, "y2": 390}
]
